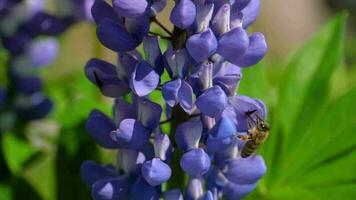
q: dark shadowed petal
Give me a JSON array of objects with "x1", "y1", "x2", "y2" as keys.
[
  {"x1": 163, "y1": 189, "x2": 183, "y2": 200},
  {"x1": 211, "y1": 3, "x2": 230, "y2": 36},
  {"x1": 97, "y1": 19, "x2": 139, "y2": 52},
  {"x1": 92, "y1": 176, "x2": 131, "y2": 200},
  {"x1": 113, "y1": 98, "x2": 136, "y2": 126},
  {"x1": 86, "y1": 110, "x2": 118, "y2": 149},
  {"x1": 175, "y1": 120, "x2": 203, "y2": 151},
  {"x1": 117, "y1": 51, "x2": 141, "y2": 82},
  {"x1": 135, "y1": 97, "x2": 162, "y2": 130},
  {"x1": 84, "y1": 58, "x2": 130, "y2": 97},
  {"x1": 170, "y1": 0, "x2": 196, "y2": 29},
  {"x1": 206, "y1": 117, "x2": 236, "y2": 152},
  {"x1": 232, "y1": 32, "x2": 267, "y2": 67},
  {"x1": 196, "y1": 86, "x2": 228, "y2": 118},
  {"x1": 178, "y1": 81, "x2": 195, "y2": 114},
  {"x1": 143, "y1": 36, "x2": 164, "y2": 75},
  {"x1": 131, "y1": 177, "x2": 159, "y2": 200},
  {"x1": 13, "y1": 75, "x2": 42, "y2": 95},
  {"x1": 241, "y1": 0, "x2": 260, "y2": 28},
  {"x1": 217, "y1": 27, "x2": 249, "y2": 63},
  {"x1": 130, "y1": 61, "x2": 160, "y2": 97},
  {"x1": 119, "y1": 149, "x2": 142, "y2": 175},
  {"x1": 186, "y1": 178, "x2": 204, "y2": 200},
  {"x1": 195, "y1": 4, "x2": 214, "y2": 32},
  {"x1": 112, "y1": 0, "x2": 149, "y2": 17},
  {"x1": 142, "y1": 158, "x2": 172, "y2": 186},
  {"x1": 125, "y1": 15, "x2": 150, "y2": 41},
  {"x1": 200, "y1": 191, "x2": 214, "y2": 200},
  {"x1": 154, "y1": 133, "x2": 173, "y2": 161},
  {"x1": 186, "y1": 29, "x2": 217, "y2": 62},
  {"x1": 164, "y1": 48, "x2": 189, "y2": 79},
  {"x1": 30, "y1": 38, "x2": 58, "y2": 67},
  {"x1": 15, "y1": 94, "x2": 53, "y2": 121},
  {"x1": 91, "y1": 0, "x2": 119, "y2": 24},
  {"x1": 80, "y1": 161, "x2": 117, "y2": 186},
  {"x1": 232, "y1": 0, "x2": 251, "y2": 10},
  {"x1": 162, "y1": 79, "x2": 182, "y2": 107},
  {"x1": 151, "y1": 0, "x2": 167, "y2": 15},
  {"x1": 222, "y1": 182, "x2": 256, "y2": 200},
  {"x1": 180, "y1": 148, "x2": 211, "y2": 178},
  {"x1": 115, "y1": 119, "x2": 150, "y2": 150},
  {"x1": 224, "y1": 156, "x2": 266, "y2": 184}
]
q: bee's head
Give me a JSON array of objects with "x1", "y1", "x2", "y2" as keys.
[{"x1": 257, "y1": 120, "x2": 270, "y2": 132}]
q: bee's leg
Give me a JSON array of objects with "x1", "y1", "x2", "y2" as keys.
[{"x1": 237, "y1": 134, "x2": 252, "y2": 141}]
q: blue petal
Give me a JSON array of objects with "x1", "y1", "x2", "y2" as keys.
[
  {"x1": 211, "y1": 4, "x2": 231, "y2": 36},
  {"x1": 115, "y1": 119, "x2": 150, "y2": 150},
  {"x1": 135, "y1": 97, "x2": 162, "y2": 130},
  {"x1": 213, "y1": 61, "x2": 242, "y2": 96},
  {"x1": 224, "y1": 156, "x2": 266, "y2": 184},
  {"x1": 175, "y1": 120, "x2": 203, "y2": 151},
  {"x1": 142, "y1": 158, "x2": 172, "y2": 186},
  {"x1": 112, "y1": 0, "x2": 149, "y2": 17},
  {"x1": 113, "y1": 98, "x2": 136, "y2": 126},
  {"x1": 154, "y1": 133, "x2": 173, "y2": 161},
  {"x1": 178, "y1": 81, "x2": 195, "y2": 114},
  {"x1": 162, "y1": 79, "x2": 182, "y2": 107},
  {"x1": 217, "y1": 27, "x2": 249, "y2": 63},
  {"x1": 195, "y1": 4, "x2": 214, "y2": 32},
  {"x1": 12, "y1": 75, "x2": 42, "y2": 95},
  {"x1": 186, "y1": 29, "x2": 217, "y2": 62},
  {"x1": 186, "y1": 178, "x2": 204, "y2": 200},
  {"x1": 180, "y1": 148, "x2": 211, "y2": 178},
  {"x1": 164, "y1": 48, "x2": 189, "y2": 79},
  {"x1": 222, "y1": 182, "x2": 256, "y2": 200},
  {"x1": 85, "y1": 58, "x2": 130, "y2": 97},
  {"x1": 196, "y1": 86, "x2": 228, "y2": 118},
  {"x1": 117, "y1": 51, "x2": 141, "y2": 82},
  {"x1": 15, "y1": 94, "x2": 53, "y2": 121},
  {"x1": 232, "y1": 32, "x2": 267, "y2": 67},
  {"x1": 241, "y1": 0, "x2": 260, "y2": 28},
  {"x1": 151, "y1": 0, "x2": 167, "y2": 15},
  {"x1": 189, "y1": 62, "x2": 214, "y2": 94},
  {"x1": 125, "y1": 15, "x2": 150, "y2": 41},
  {"x1": 130, "y1": 61, "x2": 160, "y2": 97},
  {"x1": 143, "y1": 36, "x2": 164, "y2": 75},
  {"x1": 92, "y1": 176, "x2": 131, "y2": 200},
  {"x1": 170, "y1": 0, "x2": 196, "y2": 29},
  {"x1": 80, "y1": 161, "x2": 117, "y2": 186},
  {"x1": 163, "y1": 189, "x2": 183, "y2": 200},
  {"x1": 206, "y1": 117, "x2": 236, "y2": 152},
  {"x1": 200, "y1": 191, "x2": 214, "y2": 200},
  {"x1": 30, "y1": 38, "x2": 58, "y2": 67},
  {"x1": 118, "y1": 149, "x2": 143, "y2": 175},
  {"x1": 86, "y1": 110, "x2": 118, "y2": 149},
  {"x1": 91, "y1": 0, "x2": 120, "y2": 24},
  {"x1": 131, "y1": 177, "x2": 159, "y2": 200},
  {"x1": 97, "y1": 18, "x2": 139, "y2": 52}
]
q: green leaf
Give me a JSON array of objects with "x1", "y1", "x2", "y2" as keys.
[{"x1": 0, "y1": 184, "x2": 12, "y2": 200}]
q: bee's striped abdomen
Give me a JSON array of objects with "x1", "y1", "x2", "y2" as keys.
[{"x1": 241, "y1": 141, "x2": 260, "y2": 158}]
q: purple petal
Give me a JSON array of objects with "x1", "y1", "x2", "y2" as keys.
[
  {"x1": 154, "y1": 133, "x2": 173, "y2": 161},
  {"x1": 211, "y1": 4, "x2": 230, "y2": 36},
  {"x1": 163, "y1": 189, "x2": 183, "y2": 200},
  {"x1": 15, "y1": 94, "x2": 53, "y2": 121},
  {"x1": 180, "y1": 148, "x2": 211, "y2": 178},
  {"x1": 196, "y1": 86, "x2": 228, "y2": 118},
  {"x1": 151, "y1": 0, "x2": 167, "y2": 15},
  {"x1": 175, "y1": 120, "x2": 203, "y2": 151},
  {"x1": 224, "y1": 156, "x2": 266, "y2": 184},
  {"x1": 86, "y1": 110, "x2": 118, "y2": 149},
  {"x1": 30, "y1": 38, "x2": 58, "y2": 67},
  {"x1": 186, "y1": 29, "x2": 217, "y2": 62},
  {"x1": 186, "y1": 178, "x2": 204, "y2": 200},
  {"x1": 91, "y1": 0, "x2": 119, "y2": 24},
  {"x1": 92, "y1": 176, "x2": 131, "y2": 200},
  {"x1": 222, "y1": 182, "x2": 256, "y2": 200},
  {"x1": 200, "y1": 191, "x2": 214, "y2": 200},
  {"x1": 124, "y1": 15, "x2": 150, "y2": 41},
  {"x1": 84, "y1": 58, "x2": 130, "y2": 97},
  {"x1": 164, "y1": 48, "x2": 189, "y2": 79},
  {"x1": 143, "y1": 36, "x2": 164, "y2": 75},
  {"x1": 217, "y1": 27, "x2": 249, "y2": 63},
  {"x1": 131, "y1": 177, "x2": 159, "y2": 200},
  {"x1": 206, "y1": 117, "x2": 236, "y2": 152},
  {"x1": 178, "y1": 81, "x2": 195, "y2": 114},
  {"x1": 142, "y1": 158, "x2": 172, "y2": 186},
  {"x1": 12, "y1": 75, "x2": 42, "y2": 95},
  {"x1": 130, "y1": 61, "x2": 160, "y2": 97},
  {"x1": 119, "y1": 149, "x2": 142, "y2": 174},
  {"x1": 135, "y1": 97, "x2": 162, "y2": 130},
  {"x1": 232, "y1": 0, "x2": 251, "y2": 10},
  {"x1": 241, "y1": 0, "x2": 260, "y2": 28},
  {"x1": 232, "y1": 32, "x2": 267, "y2": 67},
  {"x1": 97, "y1": 18, "x2": 139, "y2": 52},
  {"x1": 117, "y1": 51, "x2": 141, "y2": 82},
  {"x1": 162, "y1": 79, "x2": 182, "y2": 107},
  {"x1": 113, "y1": 98, "x2": 136, "y2": 126},
  {"x1": 189, "y1": 62, "x2": 214, "y2": 94},
  {"x1": 170, "y1": 0, "x2": 196, "y2": 29},
  {"x1": 112, "y1": 0, "x2": 149, "y2": 17},
  {"x1": 115, "y1": 119, "x2": 150, "y2": 150},
  {"x1": 80, "y1": 161, "x2": 117, "y2": 186},
  {"x1": 195, "y1": 4, "x2": 214, "y2": 32}
]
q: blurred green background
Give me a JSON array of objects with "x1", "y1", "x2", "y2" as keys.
[{"x1": 1, "y1": 0, "x2": 356, "y2": 199}]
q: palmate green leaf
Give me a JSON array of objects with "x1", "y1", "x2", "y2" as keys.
[{"x1": 261, "y1": 12, "x2": 347, "y2": 182}]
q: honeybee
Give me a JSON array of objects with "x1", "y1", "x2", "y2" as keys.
[{"x1": 238, "y1": 110, "x2": 270, "y2": 158}]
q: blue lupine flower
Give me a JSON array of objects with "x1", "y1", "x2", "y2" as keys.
[{"x1": 82, "y1": 0, "x2": 269, "y2": 199}]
